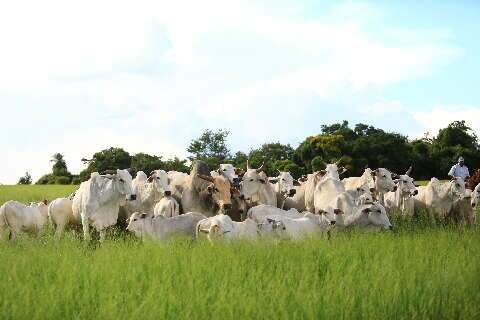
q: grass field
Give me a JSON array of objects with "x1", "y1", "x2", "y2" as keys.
[{"x1": 1, "y1": 185, "x2": 479, "y2": 319}]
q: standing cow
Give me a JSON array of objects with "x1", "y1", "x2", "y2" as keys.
[
  {"x1": 239, "y1": 161, "x2": 277, "y2": 207},
  {"x1": 0, "y1": 200, "x2": 49, "y2": 240},
  {"x1": 181, "y1": 161, "x2": 232, "y2": 217},
  {"x1": 72, "y1": 170, "x2": 136, "y2": 241},
  {"x1": 384, "y1": 167, "x2": 418, "y2": 216}
]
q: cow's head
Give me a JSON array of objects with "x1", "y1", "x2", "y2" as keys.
[
  {"x1": 197, "y1": 174, "x2": 232, "y2": 213},
  {"x1": 126, "y1": 212, "x2": 150, "y2": 237},
  {"x1": 101, "y1": 169, "x2": 136, "y2": 200},
  {"x1": 450, "y1": 176, "x2": 466, "y2": 199},
  {"x1": 362, "y1": 203, "x2": 393, "y2": 230},
  {"x1": 217, "y1": 164, "x2": 240, "y2": 185},
  {"x1": 323, "y1": 160, "x2": 347, "y2": 180},
  {"x1": 148, "y1": 170, "x2": 171, "y2": 196},
  {"x1": 394, "y1": 167, "x2": 418, "y2": 197},
  {"x1": 362, "y1": 168, "x2": 376, "y2": 191},
  {"x1": 356, "y1": 193, "x2": 374, "y2": 206},
  {"x1": 371, "y1": 168, "x2": 397, "y2": 193},
  {"x1": 239, "y1": 161, "x2": 267, "y2": 201},
  {"x1": 269, "y1": 171, "x2": 298, "y2": 198}
]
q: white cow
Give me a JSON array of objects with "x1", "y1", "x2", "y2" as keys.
[
  {"x1": 72, "y1": 170, "x2": 135, "y2": 241},
  {"x1": 472, "y1": 184, "x2": 480, "y2": 210},
  {"x1": 239, "y1": 162, "x2": 277, "y2": 207},
  {"x1": 262, "y1": 212, "x2": 334, "y2": 240},
  {"x1": 384, "y1": 167, "x2": 418, "y2": 216},
  {"x1": 334, "y1": 203, "x2": 393, "y2": 231},
  {"x1": 48, "y1": 197, "x2": 76, "y2": 240},
  {"x1": 371, "y1": 168, "x2": 398, "y2": 205},
  {"x1": 153, "y1": 195, "x2": 180, "y2": 218},
  {"x1": 0, "y1": 200, "x2": 49, "y2": 240},
  {"x1": 196, "y1": 214, "x2": 258, "y2": 241},
  {"x1": 211, "y1": 164, "x2": 240, "y2": 184},
  {"x1": 414, "y1": 177, "x2": 466, "y2": 219},
  {"x1": 127, "y1": 211, "x2": 206, "y2": 241},
  {"x1": 283, "y1": 182, "x2": 307, "y2": 212},
  {"x1": 451, "y1": 189, "x2": 476, "y2": 226},
  {"x1": 323, "y1": 191, "x2": 374, "y2": 219},
  {"x1": 343, "y1": 168, "x2": 376, "y2": 193},
  {"x1": 314, "y1": 177, "x2": 346, "y2": 215},
  {"x1": 269, "y1": 171, "x2": 299, "y2": 209},
  {"x1": 124, "y1": 170, "x2": 171, "y2": 217},
  {"x1": 304, "y1": 171, "x2": 327, "y2": 213},
  {"x1": 247, "y1": 204, "x2": 304, "y2": 224}
]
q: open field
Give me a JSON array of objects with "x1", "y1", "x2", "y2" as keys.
[{"x1": 1, "y1": 185, "x2": 479, "y2": 319}]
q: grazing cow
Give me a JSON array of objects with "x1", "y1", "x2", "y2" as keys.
[
  {"x1": 247, "y1": 204, "x2": 303, "y2": 224},
  {"x1": 268, "y1": 171, "x2": 299, "y2": 209},
  {"x1": 334, "y1": 203, "x2": 393, "y2": 231},
  {"x1": 262, "y1": 212, "x2": 334, "y2": 240},
  {"x1": 314, "y1": 177, "x2": 346, "y2": 215},
  {"x1": 124, "y1": 170, "x2": 171, "y2": 218},
  {"x1": 181, "y1": 161, "x2": 232, "y2": 217},
  {"x1": 414, "y1": 177, "x2": 466, "y2": 219},
  {"x1": 48, "y1": 197, "x2": 76, "y2": 240},
  {"x1": 0, "y1": 200, "x2": 49, "y2": 240},
  {"x1": 239, "y1": 161, "x2": 277, "y2": 207},
  {"x1": 127, "y1": 212, "x2": 206, "y2": 241},
  {"x1": 196, "y1": 214, "x2": 258, "y2": 241},
  {"x1": 384, "y1": 167, "x2": 418, "y2": 216},
  {"x1": 343, "y1": 168, "x2": 376, "y2": 193},
  {"x1": 371, "y1": 168, "x2": 398, "y2": 205},
  {"x1": 450, "y1": 189, "x2": 476, "y2": 226},
  {"x1": 153, "y1": 195, "x2": 180, "y2": 218},
  {"x1": 72, "y1": 170, "x2": 136, "y2": 241}
]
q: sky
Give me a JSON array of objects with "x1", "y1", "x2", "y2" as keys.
[{"x1": 1, "y1": 0, "x2": 479, "y2": 184}]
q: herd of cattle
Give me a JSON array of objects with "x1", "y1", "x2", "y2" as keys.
[{"x1": 1, "y1": 160, "x2": 479, "y2": 242}]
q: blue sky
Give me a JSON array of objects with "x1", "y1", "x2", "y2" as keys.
[{"x1": 0, "y1": 0, "x2": 479, "y2": 183}]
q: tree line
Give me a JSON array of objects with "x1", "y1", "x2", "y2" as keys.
[{"x1": 22, "y1": 120, "x2": 479, "y2": 185}]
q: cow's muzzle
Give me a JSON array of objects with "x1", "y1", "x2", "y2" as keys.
[{"x1": 164, "y1": 190, "x2": 172, "y2": 197}]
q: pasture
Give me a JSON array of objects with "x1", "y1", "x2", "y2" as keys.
[{"x1": 1, "y1": 185, "x2": 479, "y2": 319}]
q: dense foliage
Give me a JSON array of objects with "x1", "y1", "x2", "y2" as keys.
[
  {"x1": 17, "y1": 171, "x2": 32, "y2": 185},
  {"x1": 31, "y1": 120, "x2": 479, "y2": 182}
]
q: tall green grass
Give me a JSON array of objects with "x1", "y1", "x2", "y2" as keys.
[{"x1": 0, "y1": 185, "x2": 479, "y2": 319}]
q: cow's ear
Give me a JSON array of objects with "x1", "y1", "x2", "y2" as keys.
[
  {"x1": 293, "y1": 180, "x2": 301, "y2": 186},
  {"x1": 147, "y1": 176, "x2": 154, "y2": 183},
  {"x1": 371, "y1": 171, "x2": 377, "y2": 177},
  {"x1": 259, "y1": 178, "x2": 266, "y2": 184}
]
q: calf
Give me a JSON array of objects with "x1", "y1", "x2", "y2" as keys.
[
  {"x1": 153, "y1": 195, "x2": 180, "y2": 218},
  {"x1": 0, "y1": 200, "x2": 49, "y2": 240},
  {"x1": 127, "y1": 212, "x2": 206, "y2": 241}
]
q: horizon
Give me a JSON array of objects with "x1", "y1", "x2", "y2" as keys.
[{"x1": 1, "y1": 0, "x2": 479, "y2": 184}]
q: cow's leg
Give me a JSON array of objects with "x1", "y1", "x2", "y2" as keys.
[
  {"x1": 54, "y1": 222, "x2": 66, "y2": 241},
  {"x1": 9, "y1": 229, "x2": 16, "y2": 241},
  {"x1": 81, "y1": 215, "x2": 91, "y2": 241},
  {"x1": 99, "y1": 229, "x2": 106, "y2": 242}
]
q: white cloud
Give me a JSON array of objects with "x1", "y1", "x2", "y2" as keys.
[
  {"x1": 411, "y1": 107, "x2": 480, "y2": 138},
  {"x1": 357, "y1": 101, "x2": 404, "y2": 114}
]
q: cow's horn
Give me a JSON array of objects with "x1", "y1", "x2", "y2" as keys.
[
  {"x1": 405, "y1": 166, "x2": 413, "y2": 176},
  {"x1": 197, "y1": 174, "x2": 215, "y2": 183},
  {"x1": 246, "y1": 159, "x2": 250, "y2": 170},
  {"x1": 256, "y1": 161, "x2": 265, "y2": 173}
]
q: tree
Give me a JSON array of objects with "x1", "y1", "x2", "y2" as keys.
[
  {"x1": 163, "y1": 157, "x2": 190, "y2": 173},
  {"x1": 187, "y1": 129, "x2": 231, "y2": 169},
  {"x1": 18, "y1": 171, "x2": 32, "y2": 185},
  {"x1": 51, "y1": 153, "x2": 70, "y2": 176},
  {"x1": 247, "y1": 143, "x2": 299, "y2": 177},
  {"x1": 79, "y1": 147, "x2": 131, "y2": 181},
  {"x1": 131, "y1": 153, "x2": 164, "y2": 175}
]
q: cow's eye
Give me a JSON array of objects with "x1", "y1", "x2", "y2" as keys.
[
  {"x1": 282, "y1": 179, "x2": 286, "y2": 181},
  {"x1": 250, "y1": 179, "x2": 254, "y2": 182},
  {"x1": 215, "y1": 188, "x2": 219, "y2": 192},
  {"x1": 456, "y1": 183, "x2": 460, "y2": 187},
  {"x1": 223, "y1": 169, "x2": 227, "y2": 171},
  {"x1": 382, "y1": 175, "x2": 386, "y2": 178},
  {"x1": 133, "y1": 219, "x2": 137, "y2": 222},
  {"x1": 120, "y1": 179, "x2": 125, "y2": 183}
]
